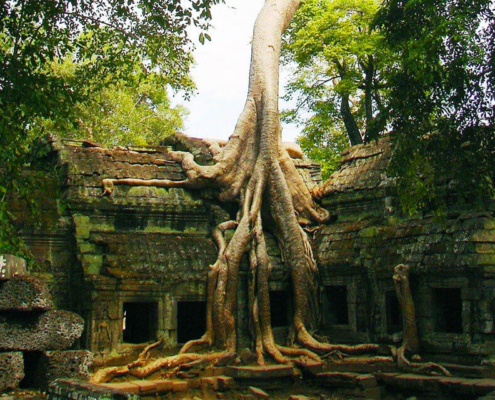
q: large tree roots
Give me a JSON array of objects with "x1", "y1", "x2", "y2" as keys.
[{"x1": 91, "y1": 0, "x2": 449, "y2": 385}]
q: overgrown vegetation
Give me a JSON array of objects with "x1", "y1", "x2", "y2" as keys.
[
  {"x1": 0, "y1": 0, "x2": 222, "y2": 255},
  {"x1": 282, "y1": 0, "x2": 393, "y2": 177},
  {"x1": 376, "y1": 0, "x2": 495, "y2": 213}
]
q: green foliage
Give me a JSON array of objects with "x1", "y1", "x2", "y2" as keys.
[
  {"x1": 0, "y1": 0, "x2": 221, "y2": 256},
  {"x1": 282, "y1": 0, "x2": 394, "y2": 171},
  {"x1": 297, "y1": 118, "x2": 349, "y2": 181},
  {"x1": 43, "y1": 58, "x2": 187, "y2": 147},
  {"x1": 376, "y1": 0, "x2": 495, "y2": 213}
]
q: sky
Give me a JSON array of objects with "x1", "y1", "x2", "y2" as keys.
[{"x1": 172, "y1": 0, "x2": 299, "y2": 143}]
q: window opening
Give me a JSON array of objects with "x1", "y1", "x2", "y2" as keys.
[
  {"x1": 386, "y1": 291, "x2": 402, "y2": 334},
  {"x1": 433, "y1": 288, "x2": 463, "y2": 333},
  {"x1": 177, "y1": 301, "x2": 206, "y2": 343},
  {"x1": 269, "y1": 290, "x2": 289, "y2": 328},
  {"x1": 122, "y1": 301, "x2": 158, "y2": 344},
  {"x1": 325, "y1": 285, "x2": 349, "y2": 325}
]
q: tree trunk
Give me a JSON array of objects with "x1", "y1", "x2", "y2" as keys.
[
  {"x1": 340, "y1": 94, "x2": 363, "y2": 146},
  {"x1": 94, "y1": 0, "x2": 382, "y2": 382}
]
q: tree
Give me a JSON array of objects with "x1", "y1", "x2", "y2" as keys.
[
  {"x1": 43, "y1": 58, "x2": 187, "y2": 148},
  {"x1": 375, "y1": 0, "x2": 495, "y2": 213},
  {"x1": 93, "y1": 0, "x2": 389, "y2": 383},
  {"x1": 281, "y1": 0, "x2": 393, "y2": 157},
  {"x1": 0, "y1": 0, "x2": 220, "y2": 254}
]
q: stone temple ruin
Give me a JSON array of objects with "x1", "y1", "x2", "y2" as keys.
[{"x1": 2, "y1": 134, "x2": 495, "y2": 399}]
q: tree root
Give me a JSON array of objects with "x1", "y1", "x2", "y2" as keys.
[
  {"x1": 395, "y1": 346, "x2": 451, "y2": 376},
  {"x1": 91, "y1": 352, "x2": 229, "y2": 383}
]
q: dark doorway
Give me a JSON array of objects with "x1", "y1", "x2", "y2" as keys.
[
  {"x1": 177, "y1": 301, "x2": 206, "y2": 343},
  {"x1": 386, "y1": 291, "x2": 402, "y2": 334},
  {"x1": 270, "y1": 291, "x2": 289, "y2": 327},
  {"x1": 433, "y1": 288, "x2": 463, "y2": 333},
  {"x1": 123, "y1": 302, "x2": 158, "y2": 344},
  {"x1": 325, "y1": 286, "x2": 349, "y2": 325}
]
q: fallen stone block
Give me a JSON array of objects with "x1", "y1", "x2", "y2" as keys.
[
  {"x1": 0, "y1": 310, "x2": 84, "y2": 351},
  {"x1": 0, "y1": 255, "x2": 26, "y2": 280},
  {"x1": 48, "y1": 379, "x2": 140, "y2": 400},
  {"x1": 248, "y1": 386, "x2": 269, "y2": 399},
  {"x1": 0, "y1": 352, "x2": 24, "y2": 392},
  {"x1": 289, "y1": 395, "x2": 310, "y2": 400},
  {"x1": 201, "y1": 376, "x2": 234, "y2": 392},
  {"x1": 30, "y1": 350, "x2": 93, "y2": 390},
  {"x1": 0, "y1": 275, "x2": 53, "y2": 311}
]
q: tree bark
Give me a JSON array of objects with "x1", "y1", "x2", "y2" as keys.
[
  {"x1": 94, "y1": 0, "x2": 383, "y2": 382},
  {"x1": 340, "y1": 94, "x2": 363, "y2": 146}
]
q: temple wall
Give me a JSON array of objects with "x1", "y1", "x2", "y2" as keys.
[{"x1": 11, "y1": 135, "x2": 495, "y2": 365}]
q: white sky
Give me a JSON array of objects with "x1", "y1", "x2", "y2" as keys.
[{"x1": 172, "y1": 0, "x2": 299, "y2": 142}]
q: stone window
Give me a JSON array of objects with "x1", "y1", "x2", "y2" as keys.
[
  {"x1": 269, "y1": 290, "x2": 289, "y2": 328},
  {"x1": 325, "y1": 285, "x2": 349, "y2": 325},
  {"x1": 122, "y1": 301, "x2": 158, "y2": 344},
  {"x1": 177, "y1": 301, "x2": 206, "y2": 343},
  {"x1": 433, "y1": 288, "x2": 463, "y2": 333},
  {"x1": 386, "y1": 291, "x2": 402, "y2": 334}
]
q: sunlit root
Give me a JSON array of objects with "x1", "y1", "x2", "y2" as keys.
[
  {"x1": 91, "y1": 352, "x2": 228, "y2": 384},
  {"x1": 393, "y1": 264, "x2": 450, "y2": 376}
]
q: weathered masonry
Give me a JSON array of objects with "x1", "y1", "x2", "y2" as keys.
[{"x1": 11, "y1": 135, "x2": 495, "y2": 365}]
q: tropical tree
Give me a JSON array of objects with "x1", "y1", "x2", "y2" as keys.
[
  {"x1": 375, "y1": 0, "x2": 495, "y2": 213},
  {"x1": 92, "y1": 0, "x2": 399, "y2": 383},
  {"x1": 281, "y1": 0, "x2": 393, "y2": 159},
  {"x1": 43, "y1": 58, "x2": 187, "y2": 148}
]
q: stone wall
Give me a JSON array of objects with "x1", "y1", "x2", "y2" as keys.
[
  {"x1": 315, "y1": 137, "x2": 495, "y2": 364},
  {"x1": 12, "y1": 134, "x2": 495, "y2": 365}
]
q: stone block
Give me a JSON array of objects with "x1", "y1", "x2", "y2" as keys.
[
  {"x1": 154, "y1": 379, "x2": 174, "y2": 393},
  {"x1": 0, "y1": 310, "x2": 84, "y2": 351},
  {"x1": 297, "y1": 360, "x2": 323, "y2": 375},
  {"x1": 0, "y1": 275, "x2": 53, "y2": 311},
  {"x1": 0, "y1": 352, "x2": 24, "y2": 392},
  {"x1": 48, "y1": 379, "x2": 140, "y2": 400},
  {"x1": 131, "y1": 380, "x2": 157, "y2": 394},
  {"x1": 201, "y1": 376, "x2": 234, "y2": 392},
  {"x1": 0, "y1": 255, "x2": 26, "y2": 280},
  {"x1": 30, "y1": 350, "x2": 93, "y2": 390},
  {"x1": 226, "y1": 365, "x2": 293, "y2": 379},
  {"x1": 248, "y1": 386, "x2": 269, "y2": 399},
  {"x1": 102, "y1": 382, "x2": 140, "y2": 394},
  {"x1": 172, "y1": 380, "x2": 188, "y2": 392}
]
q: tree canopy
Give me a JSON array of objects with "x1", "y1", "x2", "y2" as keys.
[
  {"x1": 43, "y1": 58, "x2": 187, "y2": 148},
  {"x1": 282, "y1": 0, "x2": 393, "y2": 174},
  {"x1": 375, "y1": 0, "x2": 495, "y2": 213}
]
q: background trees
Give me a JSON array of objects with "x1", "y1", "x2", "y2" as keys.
[
  {"x1": 282, "y1": 0, "x2": 393, "y2": 178},
  {"x1": 375, "y1": 0, "x2": 495, "y2": 213},
  {"x1": 0, "y1": 0, "x2": 221, "y2": 254},
  {"x1": 43, "y1": 59, "x2": 187, "y2": 147}
]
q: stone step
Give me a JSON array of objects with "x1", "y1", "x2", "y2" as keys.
[
  {"x1": 101, "y1": 379, "x2": 189, "y2": 395},
  {"x1": 0, "y1": 275, "x2": 53, "y2": 311},
  {"x1": 378, "y1": 372, "x2": 495, "y2": 397},
  {"x1": 315, "y1": 372, "x2": 377, "y2": 390},
  {"x1": 225, "y1": 365, "x2": 294, "y2": 379}
]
